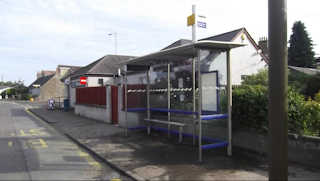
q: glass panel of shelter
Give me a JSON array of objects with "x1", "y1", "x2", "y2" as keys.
[
  {"x1": 199, "y1": 49, "x2": 228, "y2": 143},
  {"x1": 133, "y1": 48, "x2": 229, "y2": 143}
]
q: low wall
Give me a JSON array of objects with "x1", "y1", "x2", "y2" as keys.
[
  {"x1": 74, "y1": 103, "x2": 111, "y2": 123},
  {"x1": 117, "y1": 85, "x2": 148, "y2": 128},
  {"x1": 233, "y1": 129, "x2": 320, "y2": 168}
]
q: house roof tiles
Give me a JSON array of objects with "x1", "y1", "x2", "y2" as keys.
[
  {"x1": 29, "y1": 74, "x2": 54, "y2": 88},
  {"x1": 61, "y1": 54, "x2": 136, "y2": 81}
]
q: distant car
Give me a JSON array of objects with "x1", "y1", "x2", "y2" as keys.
[{"x1": 0, "y1": 95, "x2": 2, "y2": 100}]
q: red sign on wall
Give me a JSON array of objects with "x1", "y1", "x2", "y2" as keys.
[{"x1": 80, "y1": 77, "x2": 87, "y2": 85}]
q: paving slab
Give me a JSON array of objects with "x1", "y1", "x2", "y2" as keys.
[{"x1": 30, "y1": 107, "x2": 320, "y2": 180}]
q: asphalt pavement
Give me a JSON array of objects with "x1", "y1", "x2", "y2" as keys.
[
  {"x1": 29, "y1": 100, "x2": 320, "y2": 180},
  {"x1": 0, "y1": 100, "x2": 131, "y2": 180}
]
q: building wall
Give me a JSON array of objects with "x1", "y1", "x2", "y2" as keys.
[
  {"x1": 209, "y1": 34, "x2": 267, "y2": 85},
  {"x1": 87, "y1": 77, "x2": 114, "y2": 87},
  {"x1": 231, "y1": 34, "x2": 267, "y2": 84},
  {"x1": 60, "y1": 68, "x2": 69, "y2": 77},
  {"x1": 29, "y1": 87, "x2": 41, "y2": 96},
  {"x1": 36, "y1": 73, "x2": 65, "y2": 101},
  {"x1": 69, "y1": 78, "x2": 80, "y2": 108},
  {"x1": 118, "y1": 72, "x2": 148, "y2": 85}
]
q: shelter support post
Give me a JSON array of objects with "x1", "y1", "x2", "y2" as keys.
[
  {"x1": 227, "y1": 50, "x2": 232, "y2": 156},
  {"x1": 167, "y1": 64, "x2": 171, "y2": 139},
  {"x1": 192, "y1": 57, "x2": 196, "y2": 146},
  {"x1": 147, "y1": 70, "x2": 151, "y2": 134},
  {"x1": 268, "y1": 0, "x2": 288, "y2": 180},
  {"x1": 125, "y1": 69, "x2": 128, "y2": 137},
  {"x1": 197, "y1": 49, "x2": 202, "y2": 162}
]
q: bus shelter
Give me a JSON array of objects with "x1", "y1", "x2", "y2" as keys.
[{"x1": 118, "y1": 40, "x2": 246, "y2": 162}]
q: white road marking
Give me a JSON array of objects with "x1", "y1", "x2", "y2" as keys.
[
  {"x1": 26, "y1": 105, "x2": 32, "y2": 108},
  {"x1": 20, "y1": 105, "x2": 28, "y2": 108}
]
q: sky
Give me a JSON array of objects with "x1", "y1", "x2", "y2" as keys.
[{"x1": 0, "y1": 0, "x2": 319, "y2": 86}]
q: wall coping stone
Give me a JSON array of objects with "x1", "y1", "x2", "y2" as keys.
[{"x1": 75, "y1": 103, "x2": 106, "y2": 108}]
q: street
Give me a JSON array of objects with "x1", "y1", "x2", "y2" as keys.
[{"x1": 0, "y1": 100, "x2": 130, "y2": 180}]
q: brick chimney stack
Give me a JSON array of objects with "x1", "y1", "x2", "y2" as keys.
[
  {"x1": 258, "y1": 37, "x2": 268, "y2": 57},
  {"x1": 37, "y1": 71, "x2": 42, "y2": 79}
]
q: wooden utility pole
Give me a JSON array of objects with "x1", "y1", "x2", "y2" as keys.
[{"x1": 268, "y1": 0, "x2": 288, "y2": 180}]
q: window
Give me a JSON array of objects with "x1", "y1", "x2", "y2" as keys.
[
  {"x1": 139, "y1": 77, "x2": 147, "y2": 84},
  {"x1": 241, "y1": 75, "x2": 249, "y2": 80}
]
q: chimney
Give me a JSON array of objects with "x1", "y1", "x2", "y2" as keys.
[
  {"x1": 258, "y1": 37, "x2": 268, "y2": 57},
  {"x1": 37, "y1": 71, "x2": 42, "y2": 79}
]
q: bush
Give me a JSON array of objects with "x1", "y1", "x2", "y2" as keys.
[
  {"x1": 287, "y1": 89, "x2": 306, "y2": 134},
  {"x1": 305, "y1": 72, "x2": 320, "y2": 99},
  {"x1": 232, "y1": 85, "x2": 268, "y2": 131},
  {"x1": 302, "y1": 99, "x2": 320, "y2": 136},
  {"x1": 231, "y1": 85, "x2": 307, "y2": 134},
  {"x1": 242, "y1": 67, "x2": 314, "y2": 97},
  {"x1": 1, "y1": 89, "x2": 16, "y2": 97},
  {"x1": 288, "y1": 72, "x2": 310, "y2": 95},
  {"x1": 242, "y1": 69, "x2": 268, "y2": 86},
  {"x1": 20, "y1": 87, "x2": 29, "y2": 94},
  {"x1": 229, "y1": 67, "x2": 320, "y2": 135},
  {"x1": 20, "y1": 93, "x2": 31, "y2": 100}
]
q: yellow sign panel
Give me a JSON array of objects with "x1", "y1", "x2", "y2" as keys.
[{"x1": 187, "y1": 14, "x2": 195, "y2": 26}]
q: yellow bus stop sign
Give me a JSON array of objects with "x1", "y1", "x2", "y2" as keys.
[{"x1": 187, "y1": 14, "x2": 195, "y2": 26}]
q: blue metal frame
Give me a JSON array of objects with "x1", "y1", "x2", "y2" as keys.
[
  {"x1": 201, "y1": 114, "x2": 228, "y2": 120},
  {"x1": 201, "y1": 142, "x2": 229, "y2": 150},
  {"x1": 127, "y1": 126, "x2": 147, "y2": 130},
  {"x1": 127, "y1": 108, "x2": 148, "y2": 112}
]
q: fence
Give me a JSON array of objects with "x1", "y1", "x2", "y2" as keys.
[
  {"x1": 123, "y1": 84, "x2": 147, "y2": 109},
  {"x1": 76, "y1": 86, "x2": 106, "y2": 106},
  {"x1": 52, "y1": 97, "x2": 67, "y2": 109}
]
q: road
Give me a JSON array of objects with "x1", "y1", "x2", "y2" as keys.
[{"x1": 0, "y1": 100, "x2": 130, "y2": 180}]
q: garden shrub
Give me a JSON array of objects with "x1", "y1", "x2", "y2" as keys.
[
  {"x1": 1, "y1": 89, "x2": 16, "y2": 97},
  {"x1": 302, "y1": 98, "x2": 320, "y2": 136},
  {"x1": 231, "y1": 85, "x2": 307, "y2": 134},
  {"x1": 287, "y1": 89, "x2": 306, "y2": 134},
  {"x1": 232, "y1": 85, "x2": 268, "y2": 131},
  {"x1": 314, "y1": 91, "x2": 320, "y2": 103},
  {"x1": 21, "y1": 93, "x2": 31, "y2": 100},
  {"x1": 242, "y1": 68, "x2": 268, "y2": 86}
]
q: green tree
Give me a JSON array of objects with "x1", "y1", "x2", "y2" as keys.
[
  {"x1": 12, "y1": 79, "x2": 25, "y2": 94},
  {"x1": 288, "y1": 21, "x2": 315, "y2": 68},
  {"x1": 0, "y1": 81, "x2": 13, "y2": 86}
]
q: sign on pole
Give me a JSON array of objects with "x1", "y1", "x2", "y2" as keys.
[
  {"x1": 187, "y1": 14, "x2": 195, "y2": 26},
  {"x1": 197, "y1": 7, "x2": 206, "y2": 29},
  {"x1": 197, "y1": 22, "x2": 206, "y2": 28},
  {"x1": 80, "y1": 77, "x2": 87, "y2": 85},
  {"x1": 188, "y1": 5, "x2": 207, "y2": 42}
]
